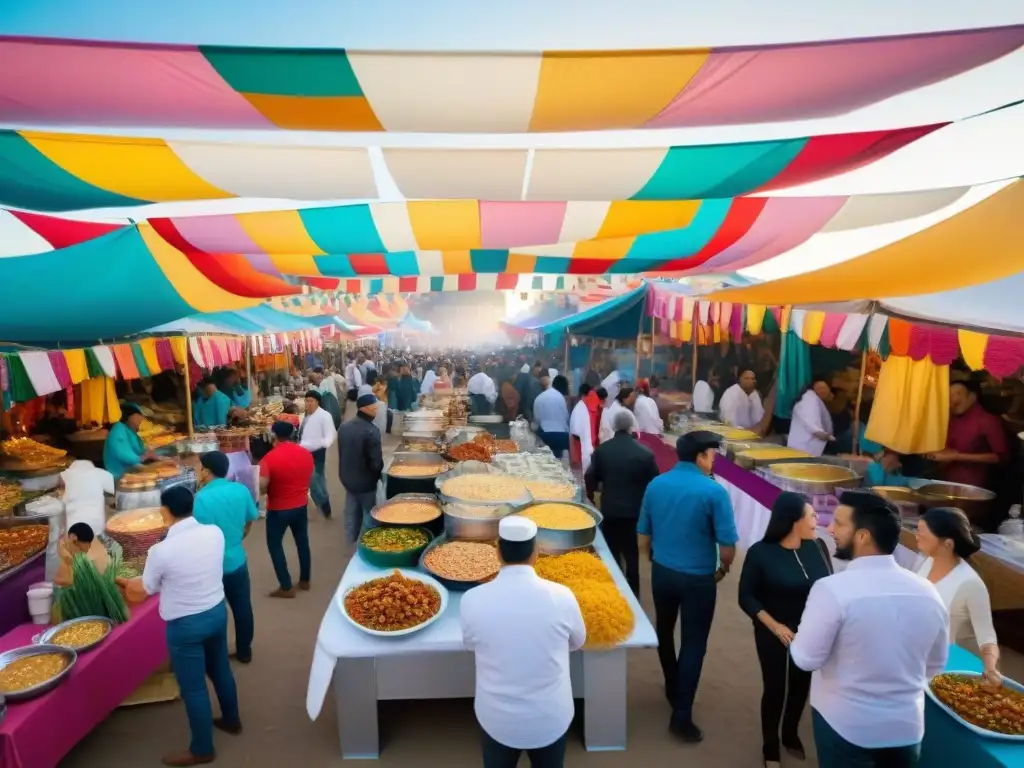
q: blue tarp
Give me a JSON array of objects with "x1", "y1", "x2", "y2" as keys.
[
  {"x1": 535, "y1": 284, "x2": 651, "y2": 345},
  {"x1": 146, "y1": 306, "x2": 326, "y2": 335}
]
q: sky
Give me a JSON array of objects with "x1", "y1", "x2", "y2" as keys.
[{"x1": 1, "y1": 1, "x2": 1023, "y2": 282}]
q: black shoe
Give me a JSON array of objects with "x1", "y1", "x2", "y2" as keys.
[
  {"x1": 669, "y1": 720, "x2": 704, "y2": 743},
  {"x1": 783, "y1": 736, "x2": 806, "y2": 760},
  {"x1": 321, "y1": 501, "x2": 333, "y2": 519},
  {"x1": 233, "y1": 651, "x2": 252, "y2": 664}
]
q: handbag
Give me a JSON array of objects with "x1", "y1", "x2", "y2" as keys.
[{"x1": 815, "y1": 537, "x2": 835, "y2": 575}]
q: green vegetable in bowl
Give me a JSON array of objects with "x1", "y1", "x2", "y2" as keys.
[{"x1": 361, "y1": 527, "x2": 430, "y2": 553}]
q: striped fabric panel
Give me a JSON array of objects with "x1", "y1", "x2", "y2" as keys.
[{"x1": 0, "y1": 29, "x2": 1020, "y2": 132}]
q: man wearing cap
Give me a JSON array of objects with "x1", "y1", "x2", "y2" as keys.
[
  {"x1": 258, "y1": 421, "x2": 314, "y2": 598},
  {"x1": 638, "y1": 430, "x2": 739, "y2": 744},
  {"x1": 298, "y1": 389, "x2": 336, "y2": 519},
  {"x1": 194, "y1": 451, "x2": 259, "y2": 663},
  {"x1": 337, "y1": 393, "x2": 384, "y2": 543},
  {"x1": 461, "y1": 516, "x2": 586, "y2": 768}
]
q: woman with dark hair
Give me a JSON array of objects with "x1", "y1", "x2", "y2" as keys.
[
  {"x1": 915, "y1": 507, "x2": 1000, "y2": 687},
  {"x1": 738, "y1": 492, "x2": 832, "y2": 767}
]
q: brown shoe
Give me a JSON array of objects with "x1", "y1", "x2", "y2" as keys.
[
  {"x1": 269, "y1": 588, "x2": 296, "y2": 599},
  {"x1": 213, "y1": 718, "x2": 243, "y2": 735},
  {"x1": 298, "y1": 580, "x2": 311, "y2": 591},
  {"x1": 161, "y1": 750, "x2": 215, "y2": 766}
]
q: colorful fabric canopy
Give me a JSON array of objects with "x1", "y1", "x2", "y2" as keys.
[
  {"x1": 0, "y1": 225, "x2": 259, "y2": 344},
  {"x1": 0, "y1": 185, "x2": 973, "y2": 279},
  {"x1": 145, "y1": 306, "x2": 328, "y2": 336},
  {"x1": 708, "y1": 179, "x2": 1024, "y2": 304},
  {"x1": 1, "y1": 28, "x2": 1020, "y2": 133},
  {"x1": 535, "y1": 284, "x2": 651, "y2": 344},
  {"x1": 0, "y1": 122, "x2": 988, "y2": 210}
]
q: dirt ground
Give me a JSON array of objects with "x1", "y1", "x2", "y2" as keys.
[{"x1": 62, "y1": 431, "x2": 1024, "y2": 767}]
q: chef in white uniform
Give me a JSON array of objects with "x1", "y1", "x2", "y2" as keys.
[
  {"x1": 717, "y1": 370, "x2": 765, "y2": 431},
  {"x1": 569, "y1": 384, "x2": 596, "y2": 472},
  {"x1": 691, "y1": 366, "x2": 720, "y2": 414},
  {"x1": 600, "y1": 371, "x2": 621, "y2": 403},
  {"x1": 461, "y1": 516, "x2": 586, "y2": 768},
  {"x1": 59, "y1": 459, "x2": 115, "y2": 535},
  {"x1": 787, "y1": 378, "x2": 835, "y2": 456}
]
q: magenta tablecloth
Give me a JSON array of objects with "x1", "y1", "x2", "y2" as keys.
[
  {"x1": 711, "y1": 454, "x2": 783, "y2": 509},
  {"x1": 637, "y1": 433, "x2": 680, "y2": 475},
  {"x1": 0, "y1": 554, "x2": 46, "y2": 638},
  {"x1": 0, "y1": 597, "x2": 166, "y2": 768}
]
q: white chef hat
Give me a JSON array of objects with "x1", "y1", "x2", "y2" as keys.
[
  {"x1": 547, "y1": 368, "x2": 558, "y2": 379},
  {"x1": 499, "y1": 516, "x2": 537, "y2": 542}
]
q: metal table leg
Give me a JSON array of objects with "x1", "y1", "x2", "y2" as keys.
[
  {"x1": 582, "y1": 648, "x2": 628, "y2": 751},
  {"x1": 334, "y1": 657, "x2": 379, "y2": 759}
]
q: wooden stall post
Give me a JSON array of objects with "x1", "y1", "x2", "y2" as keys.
[
  {"x1": 244, "y1": 335, "x2": 254, "y2": 404},
  {"x1": 691, "y1": 332, "x2": 699, "y2": 393},
  {"x1": 564, "y1": 335, "x2": 571, "y2": 379},
  {"x1": 182, "y1": 338, "x2": 194, "y2": 439},
  {"x1": 852, "y1": 347, "x2": 869, "y2": 455}
]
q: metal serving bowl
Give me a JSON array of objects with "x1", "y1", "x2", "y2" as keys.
[
  {"x1": 435, "y1": 463, "x2": 533, "y2": 508},
  {"x1": 442, "y1": 501, "x2": 514, "y2": 541},
  {"x1": 0, "y1": 644, "x2": 78, "y2": 701},
  {"x1": 418, "y1": 535, "x2": 502, "y2": 592},
  {"x1": 35, "y1": 616, "x2": 114, "y2": 653},
  {"x1": 762, "y1": 462, "x2": 862, "y2": 496},
  {"x1": 916, "y1": 482, "x2": 997, "y2": 529},
  {"x1": 510, "y1": 500, "x2": 603, "y2": 554}
]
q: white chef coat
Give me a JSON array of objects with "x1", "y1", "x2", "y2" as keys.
[
  {"x1": 787, "y1": 390, "x2": 834, "y2": 456},
  {"x1": 60, "y1": 460, "x2": 114, "y2": 535},
  {"x1": 633, "y1": 393, "x2": 663, "y2": 434},
  {"x1": 790, "y1": 555, "x2": 949, "y2": 749},
  {"x1": 461, "y1": 565, "x2": 586, "y2": 749},
  {"x1": 569, "y1": 400, "x2": 594, "y2": 471},
  {"x1": 468, "y1": 371, "x2": 498, "y2": 404},
  {"x1": 691, "y1": 380, "x2": 715, "y2": 413},
  {"x1": 142, "y1": 517, "x2": 226, "y2": 622},
  {"x1": 916, "y1": 558, "x2": 997, "y2": 652},
  {"x1": 298, "y1": 406, "x2": 337, "y2": 452},
  {"x1": 533, "y1": 387, "x2": 569, "y2": 433},
  {"x1": 344, "y1": 362, "x2": 362, "y2": 392},
  {"x1": 600, "y1": 372, "x2": 621, "y2": 403},
  {"x1": 316, "y1": 375, "x2": 339, "y2": 400},
  {"x1": 599, "y1": 400, "x2": 637, "y2": 444},
  {"x1": 717, "y1": 383, "x2": 765, "y2": 430}
]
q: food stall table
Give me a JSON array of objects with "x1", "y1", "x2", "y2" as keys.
[
  {"x1": 305, "y1": 530, "x2": 658, "y2": 760},
  {"x1": 0, "y1": 552, "x2": 45, "y2": 636},
  {"x1": 0, "y1": 596, "x2": 166, "y2": 768},
  {"x1": 920, "y1": 645, "x2": 1024, "y2": 767}
]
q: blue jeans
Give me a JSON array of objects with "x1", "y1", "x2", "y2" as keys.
[
  {"x1": 166, "y1": 601, "x2": 239, "y2": 757},
  {"x1": 651, "y1": 564, "x2": 717, "y2": 727},
  {"x1": 481, "y1": 728, "x2": 567, "y2": 768},
  {"x1": 266, "y1": 506, "x2": 311, "y2": 590},
  {"x1": 813, "y1": 709, "x2": 921, "y2": 767},
  {"x1": 223, "y1": 563, "x2": 253, "y2": 660}
]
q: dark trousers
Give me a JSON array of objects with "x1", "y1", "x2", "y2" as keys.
[
  {"x1": 600, "y1": 517, "x2": 640, "y2": 597},
  {"x1": 755, "y1": 625, "x2": 811, "y2": 761},
  {"x1": 166, "y1": 601, "x2": 239, "y2": 757},
  {"x1": 537, "y1": 430, "x2": 570, "y2": 459},
  {"x1": 309, "y1": 448, "x2": 330, "y2": 512},
  {"x1": 481, "y1": 728, "x2": 567, "y2": 768},
  {"x1": 470, "y1": 393, "x2": 492, "y2": 416},
  {"x1": 651, "y1": 563, "x2": 717, "y2": 727},
  {"x1": 223, "y1": 563, "x2": 254, "y2": 660},
  {"x1": 266, "y1": 506, "x2": 311, "y2": 591},
  {"x1": 812, "y1": 709, "x2": 921, "y2": 768}
]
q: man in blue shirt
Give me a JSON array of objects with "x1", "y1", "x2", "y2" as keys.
[
  {"x1": 638, "y1": 430, "x2": 738, "y2": 744},
  {"x1": 194, "y1": 451, "x2": 259, "y2": 664},
  {"x1": 194, "y1": 378, "x2": 233, "y2": 429}
]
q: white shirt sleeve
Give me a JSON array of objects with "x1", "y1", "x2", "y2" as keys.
[
  {"x1": 141, "y1": 546, "x2": 163, "y2": 596},
  {"x1": 460, "y1": 596, "x2": 478, "y2": 651},
  {"x1": 562, "y1": 590, "x2": 587, "y2": 651},
  {"x1": 926, "y1": 619, "x2": 951, "y2": 679},
  {"x1": 750, "y1": 391, "x2": 765, "y2": 424},
  {"x1": 569, "y1": 401, "x2": 594, "y2": 471},
  {"x1": 692, "y1": 380, "x2": 715, "y2": 412},
  {"x1": 790, "y1": 581, "x2": 842, "y2": 672},
  {"x1": 100, "y1": 469, "x2": 115, "y2": 496},
  {"x1": 962, "y1": 577, "x2": 999, "y2": 648},
  {"x1": 634, "y1": 395, "x2": 663, "y2": 434},
  {"x1": 718, "y1": 386, "x2": 739, "y2": 426}
]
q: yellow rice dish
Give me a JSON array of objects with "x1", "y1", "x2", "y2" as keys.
[
  {"x1": 767, "y1": 463, "x2": 858, "y2": 482},
  {"x1": 701, "y1": 426, "x2": 759, "y2": 441},
  {"x1": 736, "y1": 447, "x2": 811, "y2": 461},
  {"x1": 519, "y1": 503, "x2": 594, "y2": 531}
]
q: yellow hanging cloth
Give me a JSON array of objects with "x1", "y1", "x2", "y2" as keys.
[
  {"x1": 62, "y1": 349, "x2": 90, "y2": 385},
  {"x1": 78, "y1": 377, "x2": 122, "y2": 425},
  {"x1": 139, "y1": 338, "x2": 163, "y2": 374},
  {"x1": 170, "y1": 338, "x2": 188, "y2": 366},
  {"x1": 957, "y1": 330, "x2": 988, "y2": 371},
  {"x1": 865, "y1": 356, "x2": 949, "y2": 455}
]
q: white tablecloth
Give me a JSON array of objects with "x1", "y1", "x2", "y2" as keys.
[{"x1": 306, "y1": 529, "x2": 657, "y2": 719}]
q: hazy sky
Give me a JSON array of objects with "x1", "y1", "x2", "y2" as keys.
[{"x1": 1, "y1": 0, "x2": 1022, "y2": 281}]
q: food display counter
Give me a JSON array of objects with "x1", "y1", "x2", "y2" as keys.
[{"x1": 305, "y1": 529, "x2": 657, "y2": 760}]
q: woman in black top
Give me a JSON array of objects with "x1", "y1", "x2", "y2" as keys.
[{"x1": 738, "y1": 492, "x2": 832, "y2": 767}]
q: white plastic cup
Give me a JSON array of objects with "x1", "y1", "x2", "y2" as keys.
[{"x1": 27, "y1": 587, "x2": 53, "y2": 624}]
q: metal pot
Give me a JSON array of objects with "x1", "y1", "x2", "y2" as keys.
[
  {"x1": 442, "y1": 502, "x2": 514, "y2": 541},
  {"x1": 916, "y1": 482, "x2": 997, "y2": 530},
  {"x1": 760, "y1": 462, "x2": 862, "y2": 496},
  {"x1": 509, "y1": 500, "x2": 603, "y2": 554}
]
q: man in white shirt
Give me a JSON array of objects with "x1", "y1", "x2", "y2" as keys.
[
  {"x1": 344, "y1": 354, "x2": 363, "y2": 405},
  {"x1": 717, "y1": 369, "x2": 766, "y2": 432},
  {"x1": 59, "y1": 459, "x2": 114, "y2": 535},
  {"x1": 467, "y1": 367, "x2": 498, "y2": 416},
  {"x1": 532, "y1": 375, "x2": 571, "y2": 458},
  {"x1": 117, "y1": 486, "x2": 241, "y2": 766},
  {"x1": 790, "y1": 490, "x2": 949, "y2": 768},
  {"x1": 461, "y1": 516, "x2": 586, "y2": 768},
  {"x1": 298, "y1": 390, "x2": 336, "y2": 520},
  {"x1": 633, "y1": 379, "x2": 663, "y2": 435},
  {"x1": 310, "y1": 366, "x2": 338, "y2": 400},
  {"x1": 691, "y1": 366, "x2": 719, "y2": 414}
]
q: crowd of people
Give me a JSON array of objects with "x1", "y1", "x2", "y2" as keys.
[{"x1": 55, "y1": 342, "x2": 1004, "y2": 768}]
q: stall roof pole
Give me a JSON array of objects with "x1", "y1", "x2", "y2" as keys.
[
  {"x1": 852, "y1": 347, "x2": 868, "y2": 455},
  {"x1": 245, "y1": 336, "x2": 254, "y2": 405},
  {"x1": 182, "y1": 337, "x2": 194, "y2": 439}
]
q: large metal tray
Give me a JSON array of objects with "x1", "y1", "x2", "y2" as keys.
[
  {"x1": 370, "y1": 494, "x2": 443, "y2": 526},
  {"x1": 510, "y1": 500, "x2": 603, "y2": 554},
  {"x1": 0, "y1": 644, "x2": 78, "y2": 701},
  {"x1": 35, "y1": 616, "x2": 114, "y2": 653},
  {"x1": 384, "y1": 452, "x2": 450, "y2": 479},
  {"x1": 927, "y1": 671, "x2": 1024, "y2": 742},
  {"x1": 418, "y1": 535, "x2": 501, "y2": 591},
  {"x1": 760, "y1": 461, "x2": 864, "y2": 496},
  {"x1": 435, "y1": 463, "x2": 532, "y2": 507}
]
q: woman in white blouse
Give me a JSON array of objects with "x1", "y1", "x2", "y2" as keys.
[
  {"x1": 915, "y1": 506, "x2": 1001, "y2": 687},
  {"x1": 786, "y1": 378, "x2": 835, "y2": 457}
]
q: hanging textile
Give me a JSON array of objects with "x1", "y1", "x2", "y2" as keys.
[
  {"x1": 84, "y1": 348, "x2": 105, "y2": 379},
  {"x1": 138, "y1": 338, "x2": 163, "y2": 375},
  {"x1": 774, "y1": 330, "x2": 812, "y2": 420},
  {"x1": 19, "y1": 351, "x2": 61, "y2": 397},
  {"x1": 4, "y1": 355, "x2": 37, "y2": 403},
  {"x1": 78, "y1": 376, "x2": 122, "y2": 425},
  {"x1": 155, "y1": 339, "x2": 177, "y2": 371},
  {"x1": 171, "y1": 338, "x2": 188, "y2": 366},
  {"x1": 90, "y1": 346, "x2": 117, "y2": 378},
  {"x1": 46, "y1": 351, "x2": 72, "y2": 389},
  {"x1": 131, "y1": 344, "x2": 152, "y2": 379},
  {"x1": 111, "y1": 344, "x2": 140, "y2": 379},
  {"x1": 62, "y1": 349, "x2": 90, "y2": 385},
  {"x1": 865, "y1": 356, "x2": 949, "y2": 455},
  {"x1": 957, "y1": 330, "x2": 988, "y2": 371},
  {"x1": 0, "y1": 356, "x2": 9, "y2": 411}
]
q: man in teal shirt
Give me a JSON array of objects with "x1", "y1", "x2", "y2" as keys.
[
  {"x1": 194, "y1": 378, "x2": 234, "y2": 428},
  {"x1": 103, "y1": 403, "x2": 156, "y2": 482},
  {"x1": 194, "y1": 451, "x2": 258, "y2": 663}
]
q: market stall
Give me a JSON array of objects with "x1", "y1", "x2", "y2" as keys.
[{"x1": 0, "y1": 596, "x2": 166, "y2": 768}]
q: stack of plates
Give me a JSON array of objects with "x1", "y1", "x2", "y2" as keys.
[{"x1": 403, "y1": 410, "x2": 448, "y2": 436}]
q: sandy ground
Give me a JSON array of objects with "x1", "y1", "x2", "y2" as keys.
[{"x1": 62, "y1": 431, "x2": 1024, "y2": 767}]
